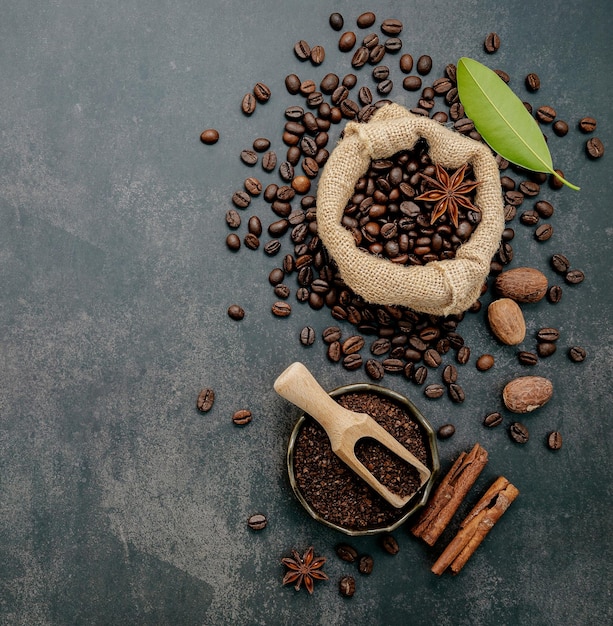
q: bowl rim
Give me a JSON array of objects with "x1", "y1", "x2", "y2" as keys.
[{"x1": 286, "y1": 381, "x2": 440, "y2": 536}]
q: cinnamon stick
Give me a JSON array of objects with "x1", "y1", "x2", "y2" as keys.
[
  {"x1": 411, "y1": 442, "x2": 488, "y2": 546},
  {"x1": 431, "y1": 476, "x2": 519, "y2": 575}
]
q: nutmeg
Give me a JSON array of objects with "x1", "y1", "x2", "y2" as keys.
[
  {"x1": 494, "y1": 267, "x2": 548, "y2": 303},
  {"x1": 487, "y1": 298, "x2": 526, "y2": 345},
  {"x1": 502, "y1": 376, "x2": 553, "y2": 413}
]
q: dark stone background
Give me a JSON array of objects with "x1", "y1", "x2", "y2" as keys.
[{"x1": 1, "y1": 1, "x2": 611, "y2": 624}]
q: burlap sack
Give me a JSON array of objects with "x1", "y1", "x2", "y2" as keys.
[{"x1": 316, "y1": 103, "x2": 505, "y2": 316}]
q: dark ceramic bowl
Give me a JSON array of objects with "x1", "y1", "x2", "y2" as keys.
[{"x1": 287, "y1": 382, "x2": 440, "y2": 536}]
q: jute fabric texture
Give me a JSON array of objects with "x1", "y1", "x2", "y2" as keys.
[{"x1": 316, "y1": 103, "x2": 505, "y2": 316}]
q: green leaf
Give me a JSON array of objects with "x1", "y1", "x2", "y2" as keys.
[{"x1": 456, "y1": 57, "x2": 579, "y2": 191}]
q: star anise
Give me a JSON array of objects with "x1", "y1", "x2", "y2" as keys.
[
  {"x1": 414, "y1": 163, "x2": 481, "y2": 228},
  {"x1": 281, "y1": 546, "x2": 328, "y2": 594}
]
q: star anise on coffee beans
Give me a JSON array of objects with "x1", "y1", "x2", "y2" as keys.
[
  {"x1": 281, "y1": 546, "x2": 328, "y2": 594},
  {"x1": 415, "y1": 163, "x2": 481, "y2": 228}
]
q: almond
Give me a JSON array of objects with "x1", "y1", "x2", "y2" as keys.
[
  {"x1": 494, "y1": 267, "x2": 548, "y2": 303},
  {"x1": 487, "y1": 298, "x2": 526, "y2": 345},
  {"x1": 502, "y1": 376, "x2": 553, "y2": 413}
]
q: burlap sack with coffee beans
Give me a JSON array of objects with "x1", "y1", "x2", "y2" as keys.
[{"x1": 316, "y1": 103, "x2": 504, "y2": 316}]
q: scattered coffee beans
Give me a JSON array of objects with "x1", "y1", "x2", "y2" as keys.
[{"x1": 196, "y1": 388, "x2": 215, "y2": 413}]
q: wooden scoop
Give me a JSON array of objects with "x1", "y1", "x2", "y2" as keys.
[{"x1": 274, "y1": 362, "x2": 431, "y2": 509}]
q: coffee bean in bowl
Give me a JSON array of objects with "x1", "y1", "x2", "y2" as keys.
[{"x1": 287, "y1": 383, "x2": 439, "y2": 536}]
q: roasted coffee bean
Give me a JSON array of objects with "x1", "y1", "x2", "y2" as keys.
[
  {"x1": 363, "y1": 33, "x2": 379, "y2": 49},
  {"x1": 384, "y1": 37, "x2": 402, "y2": 53},
  {"x1": 299, "y1": 326, "x2": 316, "y2": 346},
  {"x1": 339, "y1": 576, "x2": 356, "y2": 598},
  {"x1": 402, "y1": 75, "x2": 422, "y2": 91},
  {"x1": 500, "y1": 176, "x2": 515, "y2": 191},
  {"x1": 279, "y1": 161, "x2": 294, "y2": 182},
  {"x1": 416, "y1": 55, "x2": 433, "y2": 75},
  {"x1": 424, "y1": 348, "x2": 442, "y2": 368},
  {"x1": 340, "y1": 99, "x2": 359, "y2": 118},
  {"x1": 519, "y1": 180, "x2": 540, "y2": 197},
  {"x1": 437, "y1": 424, "x2": 455, "y2": 439},
  {"x1": 369, "y1": 44, "x2": 386, "y2": 64},
  {"x1": 381, "y1": 534, "x2": 399, "y2": 554},
  {"x1": 244, "y1": 177, "x2": 262, "y2": 196},
  {"x1": 413, "y1": 365, "x2": 427, "y2": 385},
  {"x1": 382, "y1": 358, "x2": 404, "y2": 373},
  {"x1": 525, "y1": 73, "x2": 540, "y2": 92},
  {"x1": 456, "y1": 345, "x2": 470, "y2": 365},
  {"x1": 565, "y1": 269, "x2": 585, "y2": 284},
  {"x1": 504, "y1": 204, "x2": 517, "y2": 221},
  {"x1": 537, "y1": 342, "x2": 557, "y2": 358},
  {"x1": 483, "y1": 412, "x2": 503, "y2": 428},
  {"x1": 294, "y1": 39, "x2": 311, "y2": 60},
  {"x1": 200, "y1": 128, "x2": 219, "y2": 144},
  {"x1": 285, "y1": 74, "x2": 301, "y2": 94},
  {"x1": 377, "y1": 79, "x2": 393, "y2": 95},
  {"x1": 381, "y1": 18, "x2": 403, "y2": 35},
  {"x1": 442, "y1": 364, "x2": 458, "y2": 384},
  {"x1": 252, "y1": 138, "x2": 271, "y2": 153},
  {"x1": 536, "y1": 327, "x2": 560, "y2": 342},
  {"x1": 399, "y1": 53, "x2": 413, "y2": 73},
  {"x1": 551, "y1": 253, "x2": 571, "y2": 274},
  {"x1": 505, "y1": 190, "x2": 525, "y2": 206},
  {"x1": 547, "y1": 431, "x2": 563, "y2": 451},
  {"x1": 578, "y1": 116, "x2": 597, "y2": 133},
  {"x1": 432, "y1": 77, "x2": 453, "y2": 95},
  {"x1": 358, "y1": 86, "x2": 373, "y2": 105},
  {"x1": 343, "y1": 353, "x2": 363, "y2": 370},
  {"x1": 226, "y1": 233, "x2": 240, "y2": 251},
  {"x1": 247, "y1": 216, "x2": 262, "y2": 237},
  {"x1": 549, "y1": 169, "x2": 565, "y2": 190},
  {"x1": 232, "y1": 409, "x2": 252, "y2": 426},
  {"x1": 268, "y1": 268, "x2": 284, "y2": 286},
  {"x1": 365, "y1": 359, "x2": 385, "y2": 380},
  {"x1": 320, "y1": 73, "x2": 340, "y2": 94},
  {"x1": 342, "y1": 73, "x2": 358, "y2": 88},
  {"x1": 370, "y1": 337, "x2": 391, "y2": 355},
  {"x1": 484, "y1": 32, "x2": 501, "y2": 53},
  {"x1": 518, "y1": 351, "x2": 538, "y2": 366},
  {"x1": 358, "y1": 555, "x2": 374, "y2": 575},
  {"x1": 227, "y1": 304, "x2": 245, "y2": 320},
  {"x1": 292, "y1": 175, "x2": 311, "y2": 193},
  {"x1": 535, "y1": 200, "x2": 554, "y2": 218},
  {"x1": 509, "y1": 422, "x2": 529, "y2": 444},
  {"x1": 247, "y1": 513, "x2": 267, "y2": 530},
  {"x1": 327, "y1": 340, "x2": 342, "y2": 362},
  {"x1": 322, "y1": 326, "x2": 342, "y2": 343},
  {"x1": 241, "y1": 93, "x2": 257, "y2": 115},
  {"x1": 568, "y1": 346, "x2": 587, "y2": 362},
  {"x1": 586, "y1": 137, "x2": 605, "y2": 159},
  {"x1": 447, "y1": 383, "x2": 465, "y2": 403},
  {"x1": 225, "y1": 209, "x2": 241, "y2": 229},
  {"x1": 342, "y1": 335, "x2": 365, "y2": 354},
  {"x1": 553, "y1": 120, "x2": 569, "y2": 136},
  {"x1": 424, "y1": 384, "x2": 445, "y2": 399},
  {"x1": 547, "y1": 285, "x2": 563, "y2": 303},
  {"x1": 476, "y1": 354, "x2": 494, "y2": 372},
  {"x1": 196, "y1": 388, "x2": 215, "y2": 413},
  {"x1": 261, "y1": 150, "x2": 277, "y2": 172},
  {"x1": 494, "y1": 69, "x2": 510, "y2": 83},
  {"x1": 306, "y1": 91, "x2": 324, "y2": 107},
  {"x1": 253, "y1": 82, "x2": 271, "y2": 103},
  {"x1": 357, "y1": 11, "x2": 376, "y2": 28},
  {"x1": 273, "y1": 283, "x2": 290, "y2": 299},
  {"x1": 336, "y1": 543, "x2": 358, "y2": 562},
  {"x1": 299, "y1": 79, "x2": 316, "y2": 95},
  {"x1": 271, "y1": 301, "x2": 291, "y2": 317},
  {"x1": 339, "y1": 31, "x2": 357, "y2": 52},
  {"x1": 240, "y1": 149, "x2": 258, "y2": 166},
  {"x1": 520, "y1": 210, "x2": 539, "y2": 226},
  {"x1": 351, "y1": 46, "x2": 370, "y2": 68},
  {"x1": 535, "y1": 223, "x2": 554, "y2": 241},
  {"x1": 310, "y1": 45, "x2": 325, "y2": 65},
  {"x1": 536, "y1": 105, "x2": 556, "y2": 123},
  {"x1": 329, "y1": 12, "x2": 344, "y2": 31}
]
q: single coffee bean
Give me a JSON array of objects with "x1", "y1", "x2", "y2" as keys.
[
  {"x1": 442, "y1": 364, "x2": 458, "y2": 384},
  {"x1": 247, "y1": 216, "x2": 262, "y2": 237},
  {"x1": 200, "y1": 128, "x2": 219, "y2": 144},
  {"x1": 535, "y1": 223, "x2": 553, "y2": 241},
  {"x1": 253, "y1": 82, "x2": 271, "y2": 103},
  {"x1": 268, "y1": 268, "x2": 284, "y2": 286},
  {"x1": 519, "y1": 180, "x2": 540, "y2": 197},
  {"x1": 553, "y1": 120, "x2": 569, "y2": 136},
  {"x1": 568, "y1": 346, "x2": 587, "y2": 362},
  {"x1": 525, "y1": 73, "x2": 540, "y2": 91},
  {"x1": 413, "y1": 365, "x2": 427, "y2": 385},
  {"x1": 225, "y1": 209, "x2": 241, "y2": 229},
  {"x1": 437, "y1": 424, "x2": 455, "y2": 440},
  {"x1": 357, "y1": 11, "x2": 376, "y2": 28},
  {"x1": 227, "y1": 304, "x2": 244, "y2": 320},
  {"x1": 226, "y1": 233, "x2": 240, "y2": 251},
  {"x1": 509, "y1": 422, "x2": 529, "y2": 444},
  {"x1": 536, "y1": 327, "x2": 560, "y2": 342},
  {"x1": 518, "y1": 351, "x2": 538, "y2": 366},
  {"x1": 535, "y1": 200, "x2": 554, "y2": 218},
  {"x1": 339, "y1": 576, "x2": 356, "y2": 598},
  {"x1": 547, "y1": 431, "x2": 563, "y2": 451},
  {"x1": 565, "y1": 269, "x2": 585, "y2": 284},
  {"x1": 271, "y1": 301, "x2": 291, "y2": 317},
  {"x1": 416, "y1": 55, "x2": 433, "y2": 75},
  {"x1": 547, "y1": 285, "x2": 563, "y2": 303},
  {"x1": 381, "y1": 18, "x2": 403, "y2": 35},
  {"x1": 340, "y1": 99, "x2": 359, "y2": 118},
  {"x1": 358, "y1": 86, "x2": 373, "y2": 105},
  {"x1": 320, "y1": 72, "x2": 340, "y2": 94},
  {"x1": 520, "y1": 210, "x2": 539, "y2": 225},
  {"x1": 365, "y1": 359, "x2": 385, "y2": 381},
  {"x1": 447, "y1": 383, "x2": 465, "y2": 403},
  {"x1": 370, "y1": 337, "x2": 391, "y2": 356},
  {"x1": 537, "y1": 342, "x2": 557, "y2": 358},
  {"x1": 363, "y1": 32, "x2": 379, "y2": 49},
  {"x1": 336, "y1": 543, "x2": 358, "y2": 562},
  {"x1": 351, "y1": 46, "x2": 370, "y2": 68},
  {"x1": 299, "y1": 326, "x2": 315, "y2": 346},
  {"x1": 399, "y1": 53, "x2": 413, "y2": 73},
  {"x1": 327, "y1": 340, "x2": 341, "y2": 362},
  {"x1": 384, "y1": 37, "x2": 402, "y2": 53},
  {"x1": 586, "y1": 137, "x2": 605, "y2": 159},
  {"x1": 536, "y1": 105, "x2": 556, "y2": 123},
  {"x1": 358, "y1": 555, "x2": 374, "y2": 575},
  {"x1": 342, "y1": 335, "x2": 365, "y2": 355},
  {"x1": 285, "y1": 73, "x2": 301, "y2": 94},
  {"x1": 343, "y1": 353, "x2": 363, "y2": 371},
  {"x1": 294, "y1": 39, "x2": 311, "y2": 60},
  {"x1": 484, "y1": 32, "x2": 501, "y2": 53},
  {"x1": 310, "y1": 45, "x2": 325, "y2": 65},
  {"x1": 381, "y1": 534, "x2": 399, "y2": 555},
  {"x1": 244, "y1": 177, "x2": 262, "y2": 197},
  {"x1": 424, "y1": 383, "x2": 445, "y2": 399},
  {"x1": 241, "y1": 93, "x2": 256, "y2": 115},
  {"x1": 403, "y1": 75, "x2": 422, "y2": 91},
  {"x1": 339, "y1": 31, "x2": 357, "y2": 52},
  {"x1": 377, "y1": 79, "x2": 393, "y2": 95},
  {"x1": 382, "y1": 358, "x2": 404, "y2": 374},
  {"x1": 550, "y1": 169, "x2": 565, "y2": 190},
  {"x1": 424, "y1": 348, "x2": 442, "y2": 368},
  {"x1": 456, "y1": 345, "x2": 471, "y2": 365},
  {"x1": 273, "y1": 283, "x2": 290, "y2": 299},
  {"x1": 279, "y1": 161, "x2": 294, "y2": 182},
  {"x1": 551, "y1": 253, "x2": 571, "y2": 274},
  {"x1": 368, "y1": 44, "x2": 386, "y2": 64},
  {"x1": 196, "y1": 388, "x2": 215, "y2": 413},
  {"x1": 247, "y1": 513, "x2": 267, "y2": 530},
  {"x1": 483, "y1": 412, "x2": 503, "y2": 428},
  {"x1": 494, "y1": 69, "x2": 510, "y2": 83},
  {"x1": 476, "y1": 354, "x2": 495, "y2": 371},
  {"x1": 329, "y1": 12, "x2": 344, "y2": 31},
  {"x1": 232, "y1": 409, "x2": 252, "y2": 426},
  {"x1": 261, "y1": 151, "x2": 277, "y2": 172},
  {"x1": 578, "y1": 116, "x2": 597, "y2": 133},
  {"x1": 240, "y1": 149, "x2": 258, "y2": 166},
  {"x1": 322, "y1": 326, "x2": 342, "y2": 343}
]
